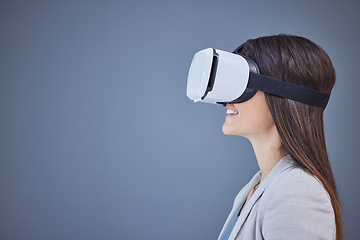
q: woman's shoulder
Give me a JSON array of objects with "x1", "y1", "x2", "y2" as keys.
[
  {"x1": 256, "y1": 164, "x2": 336, "y2": 239},
  {"x1": 263, "y1": 165, "x2": 332, "y2": 205},
  {"x1": 270, "y1": 165, "x2": 329, "y2": 196},
  {"x1": 258, "y1": 164, "x2": 335, "y2": 221}
]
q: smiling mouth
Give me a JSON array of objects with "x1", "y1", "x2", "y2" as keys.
[{"x1": 226, "y1": 109, "x2": 238, "y2": 115}]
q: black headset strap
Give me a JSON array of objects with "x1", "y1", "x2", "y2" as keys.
[{"x1": 248, "y1": 72, "x2": 330, "y2": 108}]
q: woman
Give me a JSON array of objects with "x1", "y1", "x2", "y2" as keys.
[{"x1": 217, "y1": 35, "x2": 344, "y2": 239}]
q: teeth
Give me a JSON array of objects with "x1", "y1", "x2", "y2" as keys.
[{"x1": 226, "y1": 109, "x2": 238, "y2": 115}]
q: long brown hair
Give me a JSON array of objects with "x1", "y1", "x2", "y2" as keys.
[{"x1": 239, "y1": 34, "x2": 345, "y2": 239}]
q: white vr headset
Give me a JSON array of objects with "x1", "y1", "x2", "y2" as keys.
[{"x1": 186, "y1": 45, "x2": 330, "y2": 108}]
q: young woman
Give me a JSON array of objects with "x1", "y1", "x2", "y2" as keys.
[{"x1": 217, "y1": 35, "x2": 344, "y2": 240}]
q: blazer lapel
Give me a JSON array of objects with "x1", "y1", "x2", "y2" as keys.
[
  {"x1": 218, "y1": 171, "x2": 261, "y2": 240},
  {"x1": 228, "y1": 155, "x2": 294, "y2": 240}
]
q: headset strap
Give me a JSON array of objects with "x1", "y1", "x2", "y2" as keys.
[{"x1": 248, "y1": 72, "x2": 330, "y2": 108}]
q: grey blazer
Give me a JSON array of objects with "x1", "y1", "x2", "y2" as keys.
[{"x1": 218, "y1": 155, "x2": 336, "y2": 240}]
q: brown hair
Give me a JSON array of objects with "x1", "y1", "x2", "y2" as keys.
[{"x1": 239, "y1": 34, "x2": 345, "y2": 239}]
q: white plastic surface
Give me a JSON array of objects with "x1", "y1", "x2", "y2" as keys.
[
  {"x1": 186, "y1": 48, "x2": 213, "y2": 102},
  {"x1": 186, "y1": 48, "x2": 250, "y2": 104},
  {"x1": 203, "y1": 49, "x2": 249, "y2": 103}
]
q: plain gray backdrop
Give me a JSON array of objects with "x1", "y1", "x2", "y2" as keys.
[{"x1": 1, "y1": 0, "x2": 359, "y2": 239}]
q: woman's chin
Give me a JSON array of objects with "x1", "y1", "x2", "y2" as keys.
[
  {"x1": 222, "y1": 123, "x2": 234, "y2": 135},
  {"x1": 222, "y1": 123, "x2": 245, "y2": 137}
]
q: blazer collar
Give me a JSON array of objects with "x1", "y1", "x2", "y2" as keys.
[{"x1": 227, "y1": 155, "x2": 295, "y2": 240}]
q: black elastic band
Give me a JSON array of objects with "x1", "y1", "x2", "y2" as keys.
[{"x1": 248, "y1": 72, "x2": 330, "y2": 108}]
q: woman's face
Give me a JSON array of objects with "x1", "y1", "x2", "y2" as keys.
[{"x1": 222, "y1": 91, "x2": 276, "y2": 139}]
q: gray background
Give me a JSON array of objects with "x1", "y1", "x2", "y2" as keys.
[{"x1": 1, "y1": 0, "x2": 359, "y2": 239}]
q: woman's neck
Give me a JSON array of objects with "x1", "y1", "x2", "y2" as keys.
[{"x1": 248, "y1": 125, "x2": 287, "y2": 183}]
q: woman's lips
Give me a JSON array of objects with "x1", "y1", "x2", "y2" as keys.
[
  {"x1": 226, "y1": 109, "x2": 238, "y2": 115},
  {"x1": 225, "y1": 108, "x2": 238, "y2": 119}
]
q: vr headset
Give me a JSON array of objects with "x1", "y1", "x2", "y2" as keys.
[{"x1": 186, "y1": 44, "x2": 330, "y2": 108}]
